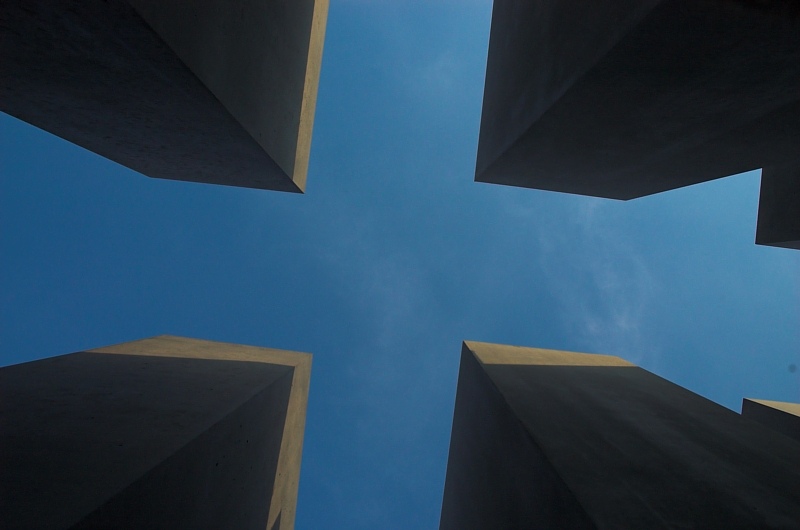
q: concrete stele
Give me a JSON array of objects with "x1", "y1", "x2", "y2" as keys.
[
  {"x1": 440, "y1": 341, "x2": 800, "y2": 529},
  {"x1": 0, "y1": 335, "x2": 311, "y2": 530},
  {"x1": 0, "y1": 0, "x2": 328, "y2": 192},
  {"x1": 476, "y1": 0, "x2": 800, "y2": 249},
  {"x1": 742, "y1": 397, "x2": 800, "y2": 444}
]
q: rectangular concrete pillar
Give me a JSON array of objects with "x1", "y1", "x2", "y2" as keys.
[
  {"x1": 0, "y1": 336, "x2": 311, "y2": 530},
  {"x1": 742, "y1": 398, "x2": 800, "y2": 444},
  {"x1": 0, "y1": 0, "x2": 328, "y2": 192},
  {"x1": 440, "y1": 341, "x2": 800, "y2": 529},
  {"x1": 756, "y1": 165, "x2": 800, "y2": 249},
  {"x1": 476, "y1": 0, "x2": 800, "y2": 249}
]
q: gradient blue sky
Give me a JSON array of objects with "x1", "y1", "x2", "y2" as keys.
[{"x1": 2, "y1": 1, "x2": 799, "y2": 528}]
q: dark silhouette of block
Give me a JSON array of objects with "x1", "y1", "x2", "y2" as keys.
[
  {"x1": 0, "y1": 0, "x2": 328, "y2": 192},
  {"x1": 0, "y1": 335, "x2": 311, "y2": 530},
  {"x1": 742, "y1": 398, "x2": 800, "y2": 444},
  {"x1": 440, "y1": 341, "x2": 800, "y2": 529},
  {"x1": 476, "y1": 1, "x2": 800, "y2": 249}
]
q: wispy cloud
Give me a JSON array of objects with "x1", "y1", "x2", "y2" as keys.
[
  {"x1": 405, "y1": 49, "x2": 469, "y2": 101},
  {"x1": 528, "y1": 195, "x2": 661, "y2": 366}
]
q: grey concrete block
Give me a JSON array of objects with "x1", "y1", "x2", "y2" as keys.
[
  {"x1": 0, "y1": 0, "x2": 328, "y2": 192},
  {"x1": 757, "y1": 165, "x2": 800, "y2": 249},
  {"x1": 477, "y1": 1, "x2": 800, "y2": 249},
  {"x1": 440, "y1": 341, "x2": 800, "y2": 529},
  {"x1": 0, "y1": 336, "x2": 311, "y2": 530},
  {"x1": 742, "y1": 398, "x2": 800, "y2": 444}
]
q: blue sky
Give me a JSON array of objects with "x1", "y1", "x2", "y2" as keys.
[{"x1": 1, "y1": 1, "x2": 799, "y2": 528}]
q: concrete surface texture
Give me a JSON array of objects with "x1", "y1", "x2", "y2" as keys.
[
  {"x1": 0, "y1": 0, "x2": 328, "y2": 192},
  {"x1": 440, "y1": 341, "x2": 800, "y2": 529},
  {"x1": 742, "y1": 398, "x2": 800, "y2": 443},
  {"x1": 0, "y1": 335, "x2": 311, "y2": 530},
  {"x1": 476, "y1": 0, "x2": 800, "y2": 249}
]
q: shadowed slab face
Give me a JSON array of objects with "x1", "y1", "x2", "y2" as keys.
[
  {"x1": 439, "y1": 344, "x2": 595, "y2": 530},
  {"x1": 742, "y1": 398, "x2": 800, "y2": 443},
  {"x1": 476, "y1": 0, "x2": 800, "y2": 248},
  {"x1": 0, "y1": 0, "x2": 328, "y2": 192},
  {"x1": 127, "y1": 0, "x2": 329, "y2": 191},
  {"x1": 757, "y1": 165, "x2": 800, "y2": 249},
  {"x1": 440, "y1": 342, "x2": 800, "y2": 529},
  {"x1": 0, "y1": 336, "x2": 311, "y2": 530}
]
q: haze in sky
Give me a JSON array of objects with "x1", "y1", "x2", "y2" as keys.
[{"x1": 1, "y1": 2, "x2": 799, "y2": 529}]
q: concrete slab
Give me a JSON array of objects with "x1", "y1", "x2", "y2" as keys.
[
  {"x1": 440, "y1": 341, "x2": 800, "y2": 529},
  {"x1": 0, "y1": 335, "x2": 311, "y2": 530},
  {"x1": 476, "y1": 1, "x2": 800, "y2": 249},
  {"x1": 742, "y1": 398, "x2": 800, "y2": 443},
  {"x1": 0, "y1": 0, "x2": 328, "y2": 192}
]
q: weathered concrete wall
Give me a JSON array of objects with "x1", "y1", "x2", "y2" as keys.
[
  {"x1": 0, "y1": 336, "x2": 311, "y2": 530},
  {"x1": 440, "y1": 341, "x2": 800, "y2": 529},
  {"x1": 742, "y1": 398, "x2": 800, "y2": 443},
  {"x1": 477, "y1": 0, "x2": 800, "y2": 249},
  {"x1": 0, "y1": 0, "x2": 328, "y2": 192},
  {"x1": 757, "y1": 165, "x2": 800, "y2": 249},
  {"x1": 439, "y1": 344, "x2": 595, "y2": 530},
  {"x1": 476, "y1": 0, "x2": 660, "y2": 178},
  {"x1": 128, "y1": 0, "x2": 328, "y2": 191}
]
